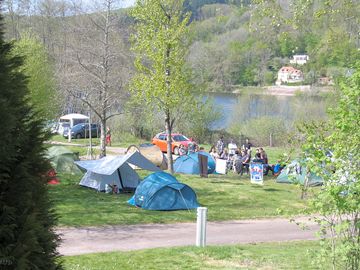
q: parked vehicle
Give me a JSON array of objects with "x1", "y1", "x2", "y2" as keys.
[
  {"x1": 57, "y1": 122, "x2": 70, "y2": 136},
  {"x1": 151, "y1": 133, "x2": 193, "y2": 155},
  {"x1": 64, "y1": 123, "x2": 100, "y2": 139},
  {"x1": 59, "y1": 113, "x2": 89, "y2": 128}
]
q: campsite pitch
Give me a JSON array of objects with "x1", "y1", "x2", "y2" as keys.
[{"x1": 50, "y1": 173, "x2": 309, "y2": 227}]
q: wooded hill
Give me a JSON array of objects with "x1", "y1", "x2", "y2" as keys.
[{"x1": 4, "y1": 0, "x2": 359, "y2": 95}]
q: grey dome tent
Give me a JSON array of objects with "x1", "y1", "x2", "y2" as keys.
[
  {"x1": 75, "y1": 151, "x2": 161, "y2": 192},
  {"x1": 46, "y1": 146, "x2": 82, "y2": 174},
  {"x1": 128, "y1": 171, "x2": 199, "y2": 210}
]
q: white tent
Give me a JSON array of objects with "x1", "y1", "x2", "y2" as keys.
[{"x1": 75, "y1": 151, "x2": 161, "y2": 192}]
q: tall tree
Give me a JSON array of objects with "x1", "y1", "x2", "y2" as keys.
[
  {"x1": 130, "y1": 0, "x2": 192, "y2": 173},
  {"x1": 11, "y1": 36, "x2": 60, "y2": 120},
  {"x1": 0, "y1": 2, "x2": 61, "y2": 269},
  {"x1": 300, "y1": 64, "x2": 360, "y2": 269},
  {"x1": 62, "y1": 0, "x2": 131, "y2": 157}
]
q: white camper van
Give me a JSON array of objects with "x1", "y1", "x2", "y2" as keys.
[{"x1": 57, "y1": 113, "x2": 89, "y2": 135}]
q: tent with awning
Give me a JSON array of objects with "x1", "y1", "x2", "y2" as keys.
[{"x1": 75, "y1": 151, "x2": 161, "y2": 192}]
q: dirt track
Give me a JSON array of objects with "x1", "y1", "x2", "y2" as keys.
[{"x1": 58, "y1": 217, "x2": 319, "y2": 256}]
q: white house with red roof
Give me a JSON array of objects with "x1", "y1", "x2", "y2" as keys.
[{"x1": 276, "y1": 66, "x2": 304, "y2": 85}]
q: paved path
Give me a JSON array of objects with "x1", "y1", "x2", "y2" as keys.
[
  {"x1": 58, "y1": 217, "x2": 319, "y2": 256},
  {"x1": 47, "y1": 141, "x2": 128, "y2": 156}
]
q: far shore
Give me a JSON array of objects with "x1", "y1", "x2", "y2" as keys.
[{"x1": 207, "y1": 85, "x2": 334, "y2": 96}]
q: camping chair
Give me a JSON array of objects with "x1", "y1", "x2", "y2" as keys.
[
  {"x1": 240, "y1": 163, "x2": 250, "y2": 175},
  {"x1": 233, "y1": 159, "x2": 242, "y2": 174}
]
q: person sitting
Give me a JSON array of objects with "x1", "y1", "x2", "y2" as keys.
[
  {"x1": 187, "y1": 142, "x2": 197, "y2": 154},
  {"x1": 232, "y1": 150, "x2": 243, "y2": 173},
  {"x1": 240, "y1": 149, "x2": 251, "y2": 175},
  {"x1": 272, "y1": 160, "x2": 285, "y2": 176},
  {"x1": 219, "y1": 148, "x2": 229, "y2": 160},
  {"x1": 179, "y1": 144, "x2": 187, "y2": 156},
  {"x1": 252, "y1": 148, "x2": 263, "y2": 163},
  {"x1": 260, "y1": 148, "x2": 273, "y2": 176},
  {"x1": 209, "y1": 147, "x2": 220, "y2": 160}
]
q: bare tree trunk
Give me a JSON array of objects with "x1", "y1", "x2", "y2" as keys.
[
  {"x1": 62, "y1": 0, "x2": 128, "y2": 158},
  {"x1": 100, "y1": 118, "x2": 106, "y2": 157},
  {"x1": 165, "y1": 110, "x2": 174, "y2": 174}
]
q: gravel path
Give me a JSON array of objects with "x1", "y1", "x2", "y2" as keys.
[{"x1": 58, "y1": 217, "x2": 319, "y2": 256}]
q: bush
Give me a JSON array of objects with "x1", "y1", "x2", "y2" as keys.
[{"x1": 229, "y1": 116, "x2": 290, "y2": 146}]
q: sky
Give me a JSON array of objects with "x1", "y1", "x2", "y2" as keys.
[
  {"x1": 82, "y1": 0, "x2": 135, "y2": 8},
  {"x1": 121, "y1": 0, "x2": 135, "y2": 8}
]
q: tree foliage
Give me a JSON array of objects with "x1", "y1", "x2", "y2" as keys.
[
  {"x1": 301, "y1": 64, "x2": 360, "y2": 269},
  {"x1": 130, "y1": 0, "x2": 192, "y2": 172},
  {"x1": 0, "y1": 5, "x2": 61, "y2": 270},
  {"x1": 11, "y1": 36, "x2": 60, "y2": 120},
  {"x1": 188, "y1": 0, "x2": 359, "y2": 90}
]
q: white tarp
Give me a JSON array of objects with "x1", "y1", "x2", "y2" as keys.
[
  {"x1": 75, "y1": 151, "x2": 161, "y2": 191},
  {"x1": 215, "y1": 159, "x2": 227, "y2": 175},
  {"x1": 59, "y1": 113, "x2": 89, "y2": 120}
]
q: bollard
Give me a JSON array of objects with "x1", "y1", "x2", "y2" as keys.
[
  {"x1": 196, "y1": 207, "x2": 207, "y2": 247},
  {"x1": 68, "y1": 128, "x2": 72, "y2": 143}
]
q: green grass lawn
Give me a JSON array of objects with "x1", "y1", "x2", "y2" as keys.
[
  {"x1": 50, "y1": 171, "x2": 309, "y2": 227},
  {"x1": 50, "y1": 135, "x2": 146, "y2": 149},
  {"x1": 50, "y1": 135, "x2": 293, "y2": 163},
  {"x1": 63, "y1": 240, "x2": 326, "y2": 270},
  {"x1": 51, "y1": 134, "x2": 100, "y2": 145}
]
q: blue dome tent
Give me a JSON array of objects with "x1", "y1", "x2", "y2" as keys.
[
  {"x1": 174, "y1": 152, "x2": 216, "y2": 174},
  {"x1": 128, "y1": 172, "x2": 199, "y2": 210}
]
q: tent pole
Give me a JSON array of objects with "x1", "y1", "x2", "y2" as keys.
[{"x1": 117, "y1": 168, "x2": 124, "y2": 190}]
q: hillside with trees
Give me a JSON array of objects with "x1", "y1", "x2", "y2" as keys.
[
  {"x1": 4, "y1": 0, "x2": 358, "y2": 93},
  {"x1": 2, "y1": 0, "x2": 358, "y2": 144},
  {"x1": 188, "y1": 0, "x2": 359, "y2": 91}
]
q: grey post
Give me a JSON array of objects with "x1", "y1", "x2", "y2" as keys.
[{"x1": 196, "y1": 207, "x2": 207, "y2": 247}]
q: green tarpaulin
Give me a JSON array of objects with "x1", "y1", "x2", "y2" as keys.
[{"x1": 276, "y1": 159, "x2": 323, "y2": 186}]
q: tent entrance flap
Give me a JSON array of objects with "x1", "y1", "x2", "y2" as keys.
[{"x1": 117, "y1": 168, "x2": 124, "y2": 190}]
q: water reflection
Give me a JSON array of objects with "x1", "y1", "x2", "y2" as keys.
[{"x1": 206, "y1": 92, "x2": 330, "y2": 129}]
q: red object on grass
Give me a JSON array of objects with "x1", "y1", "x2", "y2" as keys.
[{"x1": 47, "y1": 169, "x2": 60, "y2": 185}]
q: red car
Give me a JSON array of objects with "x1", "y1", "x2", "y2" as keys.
[{"x1": 152, "y1": 133, "x2": 192, "y2": 155}]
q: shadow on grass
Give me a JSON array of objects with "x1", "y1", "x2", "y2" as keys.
[
  {"x1": 207, "y1": 180, "x2": 245, "y2": 186},
  {"x1": 263, "y1": 188, "x2": 282, "y2": 192}
]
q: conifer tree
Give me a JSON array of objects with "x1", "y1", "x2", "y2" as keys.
[{"x1": 0, "y1": 3, "x2": 61, "y2": 269}]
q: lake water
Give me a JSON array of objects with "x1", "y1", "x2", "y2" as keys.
[{"x1": 206, "y1": 92, "x2": 328, "y2": 129}]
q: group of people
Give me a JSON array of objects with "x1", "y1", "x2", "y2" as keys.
[
  {"x1": 179, "y1": 141, "x2": 203, "y2": 156},
  {"x1": 210, "y1": 136, "x2": 280, "y2": 176}
]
